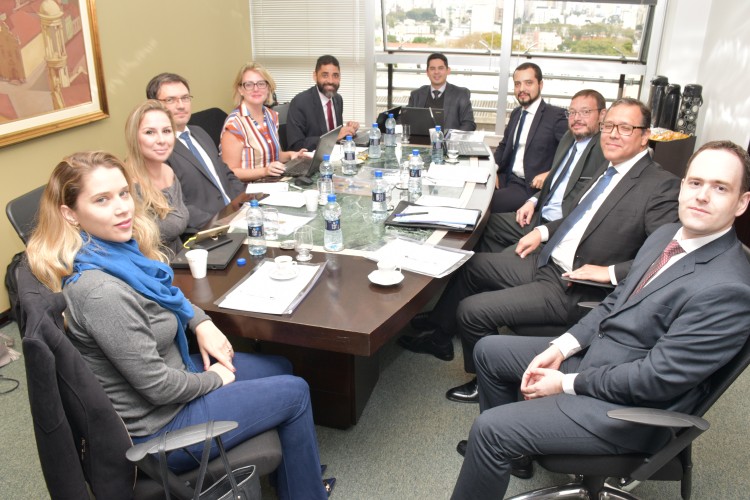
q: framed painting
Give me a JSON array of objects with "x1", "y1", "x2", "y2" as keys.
[{"x1": 0, "y1": 0, "x2": 108, "y2": 148}]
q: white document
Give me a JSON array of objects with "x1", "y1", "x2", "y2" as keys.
[
  {"x1": 259, "y1": 192, "x2": 306, "y2": 208},
  {"x1": 245, "y1": 182, "x2": 290, "y2": 194},
  {"x1": 370, "y1": 239, "x2": 472, "y2": 278},
  {"x1": 226, "y1": 205, "x2": 313, "y2": 236},
  {"x1": 427, "y1": 164, "x2": 491, "y2": 184},
  {"x1": 393, "y1": 205, "x2": 479, "y2": 227},
  {"x1": 415, "y1": 195, "x2": 463, "y2": 208},
  {"x1": 218, "y1": 261, "x2": 321, "y2": 315}
]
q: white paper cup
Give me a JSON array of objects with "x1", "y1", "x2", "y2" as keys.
[
  {"x1": 274, "y1": 255, "x2": 297, "y2": 273},
  {"x1": 185, "y1": 249, "x2": 208, "y2": 279},
  {"x1": 304, "y1": 190, "x2": 320, "y2": 211}
]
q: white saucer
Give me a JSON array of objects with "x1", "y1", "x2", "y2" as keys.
[
  {"x1": 368, "y1": 270, "x2": 404, "y2": 286},
  {"x1": 270, "y1": 268, "x2": 298, "y2": 281}
]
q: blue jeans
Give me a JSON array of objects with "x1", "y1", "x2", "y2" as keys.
[{"x1": 133, "y1": 353, "x2": 326, "y2": 500}]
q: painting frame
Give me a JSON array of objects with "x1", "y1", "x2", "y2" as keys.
[{"x1": 0, "y1": 0, "x2": 108, "y2": 148}]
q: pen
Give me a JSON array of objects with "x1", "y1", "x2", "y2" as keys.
[{"x1": 394, "y1": 212, "x2": 429, "y2": 217}]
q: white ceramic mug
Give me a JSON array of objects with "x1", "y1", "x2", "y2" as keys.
[
  {"x1": 377, "y1": 258, "x2": 401, "y2": 275},
  {"x1": 275, "y1": 255, "x2": 297, "y2": 274},
  {"x1": 185, "y1": 249, "x2": 208, "y2": 279}
]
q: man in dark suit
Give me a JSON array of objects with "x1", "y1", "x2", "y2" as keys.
[
  {"x1": 146, "y1": 73, "x2": 246, "y2": 231},
  {"x1": 286, "y1": 55, "x2": 359, "y2": 151},
  {"x1": 407, "y1": 53, "x2": 476, "y2": 132},
  {"x1": 451, "y1": 140, "x2": 750, "y2": 499},
  {"x1": 399, "y1": 99, "x2": 680, "y2": 404},
  {"x1": 478, "y1": 89, "x2": 607, "y2": 253},
  {"x1": 492, "y1": 63, "x2": 568, "y2": 213}
]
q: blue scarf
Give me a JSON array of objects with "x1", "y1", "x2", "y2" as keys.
[{"x1": 65, "y1": 235, "x2": 197, "y2": 372}]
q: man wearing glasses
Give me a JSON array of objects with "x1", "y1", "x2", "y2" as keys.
[
  {"x1": 146, "y1": 73, "x2": 245, "y2": 231},
  {"x1": 476, "y1": 89, "x2": 608, "y2": 253},
  {"x1": 399, "y1": 99, "x2": 680, "y2": 406},
  {"x1": 286, "y1": 55, "x2": 360, "y2": 151}
]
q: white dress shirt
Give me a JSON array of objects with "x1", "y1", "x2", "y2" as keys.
[
  {"x1": 178, "y1": 127, "x2": 231, "y2": 203},
  {"x1": 511, "y1": 98, "x2": 542, "y2": 179}
]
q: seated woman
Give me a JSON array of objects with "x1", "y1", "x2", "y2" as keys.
[
  {"x1": 26, "y1": 151, "x2": 331, "y2": 499},
  {"x1": 221, "y1": 62, "x2": 306, "y2": 181},
  {"x1": 124, "y1": 100, "x2": 187, "y2": 259}
]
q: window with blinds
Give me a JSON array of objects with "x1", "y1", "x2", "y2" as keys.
[{"x1": 249, "y1": 0, "x2": 369, "y2": 125}]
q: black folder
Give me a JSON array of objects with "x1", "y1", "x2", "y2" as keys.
[{"x1": 384, "y1": 201, "x2": 481, "y2": 233}]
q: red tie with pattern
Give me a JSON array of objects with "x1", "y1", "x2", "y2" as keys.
[
  {"x1": 630, "y1": 240, "x2": 684, "y2": 297},
  {"x1": 326, "y1": 100, "x2": 335, "y2": 131}
]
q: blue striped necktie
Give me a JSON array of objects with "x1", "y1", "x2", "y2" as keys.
[{"x1": 179, "y1": 131, "x2": 230, "y2": 204}]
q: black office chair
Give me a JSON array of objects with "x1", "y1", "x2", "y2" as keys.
[
  {"x1": 507, "y1": 333, "x2": 750, "y2": 500},
  {"x1": 6, "y1": 184, "x2": 45, "y2": 244},
  {"x1": 17, "y1": 262, "x2": 282, "y2": 499},
  {"x1": 275, "y1": 102, "x2": 290, "y2": 151},
  {"x1": 188, "y1": 107, "x2": 228, "y2": 150}
]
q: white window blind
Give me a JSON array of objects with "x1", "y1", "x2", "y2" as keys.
[{"x1": 249, "y1": 0, "x2": 368, "y2": 125}]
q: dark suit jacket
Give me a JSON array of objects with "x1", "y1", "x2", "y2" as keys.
[
  {"x1": 532, "y1": 130, "x2": 607, "y2": 225},
  {"x1": 495, "y1": 99, "x2": 567, "y2": 185},
  {"x1": 543, "y1": 153, "x2": 680, "y2": 282},
  {"x1": 557, "y1": 224, "x2": 750, "y2": 451},
  {"x1": 408, "y1": 82, "x2": 476, "y2": 131},
  {"x1": 167, "y1": 125, "x2": 245, "y2": 231},
  {"x1": 286, "y1": 86, "x2": 344, "y2": 151}
]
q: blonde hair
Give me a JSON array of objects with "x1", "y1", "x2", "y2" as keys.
[
  {"x1": 27, "y1": 151, "x2": 165, "y2": 292},
  {"x1": 232, "y1": 62, "x2": 276, "y2": 107},
  {"x1": 124, "y1": 100, "x2": 175, "y2": 219}
]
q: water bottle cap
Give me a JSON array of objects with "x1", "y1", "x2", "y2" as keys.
[
  {"x1": 237, "y1": 258, "x2": 247, "y2": 267},
  {"x1": 388, "y1": 113, "x2": 394, "y2": 118},
  {"x1": 323, "y1": 154, "x2": 330, "y2": 161},
  {"x1": 346, "y1": 135, "x2": 352, "y2": 140},
  {"x1": 435, "y1": 125, "x2": 441, "y2": 131},
  {"x1": 372, "y1": 123, "x2": 378, "y2": 128},
  {"x1": 250, "y1": 199, "x2": 259, "y2": 207},
  {"x1": 374, "y1": 170, "x2": 383, "y2": 178},
  {"x1": 327, "y1": 194, "x2": 336, "y2": 202},
  {"x1": 412, "y1": 149, "x2": 420, "y2": 156}
]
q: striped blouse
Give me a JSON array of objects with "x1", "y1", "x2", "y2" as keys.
[{"x1": 222, "y1": 102, "x2": 281, "y2": 169}]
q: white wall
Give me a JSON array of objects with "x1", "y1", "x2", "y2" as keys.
[{"x1": 657, "y1": 0, "x2": 750, "y2": 147}]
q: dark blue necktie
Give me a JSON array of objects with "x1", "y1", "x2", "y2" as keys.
[
  {"x1": 511, "y1": 110, "x2": 528, "y2": 165},
  {"x1": 179, "y1": 131, "x2": 230, "y2": 203},
  {"x1": 537, "y1": 166, "x2": 618, "y2": 267}
]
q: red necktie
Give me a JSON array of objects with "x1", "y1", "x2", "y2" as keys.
[
  {"x1": 630, "y1": 240, "x2": 684, "y2": 297},
  {"x1": 326, "y1": 100, "x2": 335, "y2": 131}
]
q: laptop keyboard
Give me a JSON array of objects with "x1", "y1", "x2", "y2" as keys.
[{"x1": 283, "y1": 156, "x2": 312, "y2": 177}]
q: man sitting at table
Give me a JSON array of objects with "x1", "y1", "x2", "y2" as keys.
[
  {"x1": 408, "y1": 53, "x2": 476, "y2": 132},
  {"x1": 451, "y1": 140, "x2": 750, "y2": 498},
  {"x1": 399, "y1": 98, "x2": 680, "y2": 405},
  {"x1": 476, "y1": 89, "x2": 607, "y2": 253}
]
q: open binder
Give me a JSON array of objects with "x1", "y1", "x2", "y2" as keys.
[{"x1": 384, "y1": 200, "x2": 481, "y2": 233}]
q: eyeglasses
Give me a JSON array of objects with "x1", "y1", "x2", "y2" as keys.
[
  {"x1": 241, "y1": 81, "x2": 269, "y2": 90},
  {"x1": 158, "y1": 95, "x2": 193, "y2": 105},
  {"x1": 565, "y1": 108, "x2": 600, "y2": 118},
  {"x1": 600, "y1": 122, "x2": 647, "y2": 136}
]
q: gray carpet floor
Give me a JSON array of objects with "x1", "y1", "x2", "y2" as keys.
[{"x1": 1, "y1": 319, "x2": 748, "y2": 499}]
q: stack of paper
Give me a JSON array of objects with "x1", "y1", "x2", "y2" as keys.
[
  {"x1": 427, "y1": 164, "x2": 491, "y2": 184},
  {"x1": 370, "y1": 238, "x2": 473, "y2": 278},
  {"x1": 385, "y1": 202, "x2": 480, "y2": 231}
]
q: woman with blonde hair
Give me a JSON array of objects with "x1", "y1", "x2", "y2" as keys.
[
  {"x1": 26, "y1": 151, "x2": 333, "y2": 499},
  {"x1": 220, "y1": 62, "x2": 307, "y2": 181},
  {"x1": 123, "y1": 100, "x2": 188, "y2": 258}
]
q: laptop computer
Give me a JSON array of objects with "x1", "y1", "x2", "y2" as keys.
[
  {"x1": 399, "y1": 107, "x2": 445, "y2": 143},
  {"x1": 283, "y1": 125, "x2": 341, "y2": 179},
  {"x1": 352, "y1": 106, "x2": 402, "y2": 146},
  {"x1": 172, "y1": 232, "x2": 245, "y2": 271}
]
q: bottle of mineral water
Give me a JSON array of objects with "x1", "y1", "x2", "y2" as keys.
[
  {"x1": 323, "y1": 194, "x2": 344, "y2": 251},
  {"x1": 342, "y1": 135, "x2": 357, "y2": 175},
  {"x1": 384, "y1": 113, "x2": 396, "y2": 147},
  {"x1": 371, "y1": 170, "x2": 388, "y2": 221},
  {"x1": 319, "y1": 154, "x2": 334, "y2": 180},
  {"x1": 408, "y1": 150, "x2": 423, "y2": 202},
  {"x1": 368, "y1": 123, "x2": 381, "y2": 159},
  {"x1": 431, "y1": 125, "x2": 445, "y2": 165},
  {"x1": 246, "y1": 199, "x2": 266, "y2": 256}
]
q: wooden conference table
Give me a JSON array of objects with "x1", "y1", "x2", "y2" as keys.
[{"x1": 174, "y1": 158, "x2": 495, "y2": 429}]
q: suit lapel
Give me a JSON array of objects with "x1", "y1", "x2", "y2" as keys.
[
  {"x1": 525, "y1": 100, "x2": 546, "y2": 146},
  {"x1": 172, "y1": 140, "x2": 214, "y2": 183},
  {"x1": 563, "y1": 134, "x2": 602, "y2": 198},
  {"x1": 190, "y1": 129, "x2": 229, "y2": 193},
  {"x1": 311, "y1": 87, "x2": 328, "y2": 132}
]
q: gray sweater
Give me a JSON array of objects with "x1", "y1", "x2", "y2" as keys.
[
  {"x1": 157, "y1": 181, "x2": 189, "y2": 259},
  {"x1": 63, "y1": 270, "x2": 223, "y2": 436}
]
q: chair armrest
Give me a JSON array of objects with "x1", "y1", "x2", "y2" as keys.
[{"x1": 607, "y1": 408, "x2": 709, "y2": 481}]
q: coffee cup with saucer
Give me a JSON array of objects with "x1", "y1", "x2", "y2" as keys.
[
  {"x1": 368, "y1": 258, "x2": 404, "y2": 286},
  {"x1": 270, "y1": 255, "x2": 298, "y2": 280}
]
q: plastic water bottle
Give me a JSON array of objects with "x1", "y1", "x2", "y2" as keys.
[
  {"x1": 246, "y1": 199, "x2": 266, "y2": 256},
  {"x1": 368, "y1": 123, "x2": 381, "y2": 159},
  {"x1": 317, "y1": 175, "x2": 333, "y2": 205},
  {"x1": 408, "y1": 149, "x2": 423, "y2": 202},
  {"x1": 342, "y1": 135, "x2": 357, "y2": 175},
  {"x1": 319, "y1": 154, "x2": 333, "y2": 180},
  {"x1": 384, "y1": 113, "x2": 397, "y2": 147},
  {"x1": 371, "y1": 170, "x2": 388, "y2": 221},
  {"x1": 323, "y1": 194, "x2": 344, "y2": 251},
  {"x1": 431, "y1": 125, "x2": 445, "y2": 165}
]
